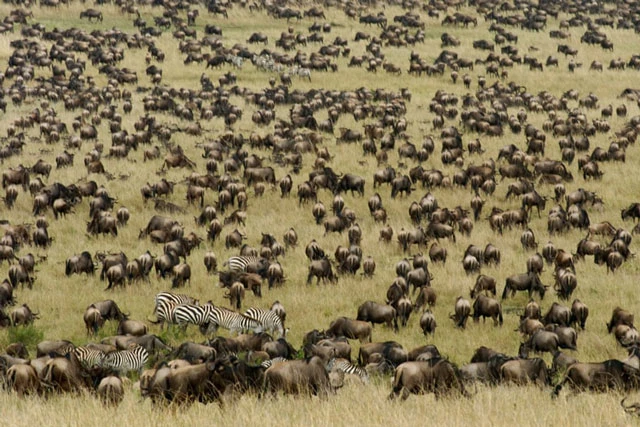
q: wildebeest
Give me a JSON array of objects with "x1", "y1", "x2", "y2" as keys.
[
  {"x1": 570, "y1": 299, "x2": 589, "y2": 330},
  {"x1": 83, "y1": 304, "x2": 104, "y2": 335},
  {"x1": 326, "y1": 317, "x2": 372, "y2": 343},
  {"x1": 8, "y1": 264, "x2": 34, "y2": 289},
  {"x1": 538, "y1": 303, "x2": 571, "y2": 329},
  {"x1": 472, "y1": 295, "x2": 503, "y2": 326},
  {"x1": 262, "y1": 351, "x2": 338, "y2": 398},
  {"x1": 470, "y1": 275, "x2": 497, "y2": 299},
  {"x1": 10, "y1": 303, "x2": 38, "y2": 326},
  {"x1": 65, "y1": 251, "x2": 95, "y2": 276},
  {"x1": 357, "y1": 301, "x2": 398, "y2": 331},
  {"x1": 553, "y1": 358, "x2": 640, "y2": 397},
  {"x1": 419, "y1": 310, "x2": 437, "y2": 336},
  {"x1": 451, "y1": 296, "x2": 471, "y2": 329},
  {"x1": 608, "y1": 307, "x2": 635, "y2": 333},
  {"x1": 307, "y1": 257, "x2": 337, "y2": 285},
  {"x1": 389, "y1": 359, "x2": 468, "y2": 400},
  {"x1": 502, "y1": 272, "x2": 547, "y2": 300}
]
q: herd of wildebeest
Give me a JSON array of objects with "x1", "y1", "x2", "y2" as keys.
[{"x1": 2, "y1": 0, "x2": 640, "y2": 412}]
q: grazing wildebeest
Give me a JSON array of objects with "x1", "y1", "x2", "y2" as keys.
[
  {"x1": 607, "y1": 307, "x2": 635, "y2": 333},
  {"x1": 326, "y1": 317, "x2": 372, "y2": 343},
  {"x1": 472, "y1": 295, "x2": 503, "y2": 326},
  {"x1": 570, "y1": 299, "x2": 589, "y2": 330},
  {"x1": 470, "y1": 275, "x2": 497, "y2": 299},
  {"x1": 502, "y1": 272, "x2": 547, "y2": 300},
  {"x1": 553, "y1": 359, "x2": 640, "y2": 397},
  {"x1": 419, "y1": 310, "x2": 437, "y2": 336},
  {"x1": 450, "y1": 297, "x2": 471, "y2": 329},
  {"x1": 357, "y1": 301, "x2": 398, "y2": 331},
  {"x1": 307, "y1": 257, "x2": 337, "y2": 285},
  {"x1": 389, "y1": 359, "x2": 469, "y2": 400}
]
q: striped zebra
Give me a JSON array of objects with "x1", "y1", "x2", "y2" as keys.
[
  {"x1": 153, "y1": 291, "x2": 198, "y2": 313},
  {"x1": 152, "y1": 292, "x2": 198, "y2": 328},
  {"x1": 172, "y1": 303, "x2": 216, "y2": 334},
  {"x1": 244, "y1": 307, "x2": 285, "y2": 337},
  {"x1": 208, "y1": 306, "x2": 264, "y2": 335},
  {"x1": 100, "y1": 343, "x2": 148, "y2": 376},
  {"x1": 224, "y1": 256, "x2": 269, "y2": 275},
  {"x1": 334, "y1": 358, "x2": 369, "y2": 384},
  {"x1": 74, "y1": 346, "x2": 105, "y2": 370}
]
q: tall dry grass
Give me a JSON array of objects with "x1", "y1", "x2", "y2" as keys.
[{"x1": 0, "y1": 1, "x2": 640, "y2": 423}]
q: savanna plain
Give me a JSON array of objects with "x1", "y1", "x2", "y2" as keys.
[{"x1": 1, "y1": 0, "x2": 640, "y2": 425}]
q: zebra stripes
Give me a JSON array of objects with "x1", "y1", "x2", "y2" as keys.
[
  {"x1": 100, "y1": 344, "x2": 148, "y2": 376},
  {"x1": 74, "y1": 346, "x2": 105, "y2": 370},
  {"x1": 224, "y1": 256, "x2": 266, "y2": 273},
  {"x1": 153, "y1": 292, "x2": 198, "y2": 328},
  {"x1": 173, "y1": 303, "x2": 215, "y2": 331},
  {"x1": 258, "y1": 357, "x2": 368, "y2": 383},
  {"x1": 244, "y1": 307, "x2": 285, "y2": 337},
  {"x1": 154, "y1": 291, "x2": 197, "y2": 313},
  {"x1": 334, "y1": 358, "x2": 369, "y2": 383},
  {"x1": 208, "y1": 306, "x2": 264, "y2": 335}
]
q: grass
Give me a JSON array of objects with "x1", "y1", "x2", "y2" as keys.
[{"x1": 1, "y1": 0, "x2": 640, "y2": 424}]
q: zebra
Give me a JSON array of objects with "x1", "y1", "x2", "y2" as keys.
[
  {"x1": 100, "y1": 343, "x2": 149, "y2": 376},
  {"x1": 152, "y1": 292, "x2": 198, "y2": 328},
  {"x1": 154, "y1": 291, "x2": 198, "y2": 313},
  {"x1": 334, "y1": 358, "x2": 369, "y2": 384},
  {"x1": 172, "y1": 302, "x2": 216, "y2": 334},
  {"x1": 244, "y1": 307, "x2": 286, "y2": 337},
  {"x1": 208, "y1": 306, "x2": 264, "y2": 335},
  {"x1": 74, "y1": 346, "x2": 105, "y2": 370},
  {"x1": 224, "y1": 256, "x2": 270, "y2": 276}
]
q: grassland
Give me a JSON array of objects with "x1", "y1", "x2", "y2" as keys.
[{"x1": 1, "y1": 0, "x2": 640, "y2": 424}]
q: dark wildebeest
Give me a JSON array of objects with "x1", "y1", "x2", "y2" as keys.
[
  {"x1": 262, "y1": 351, "x2": 339, "y2": 398},
  {"x1": 553, "y1": 359, "x2": 640, "y2": 398},
  {"x1": 502, "y1": 272, "x2": 547, "y2": 300},
  {"x1": 357, "y1": 301, "x2": 398, "y2": 331},
  {"x1": 472, "y1": 295, "x2": 503, "y2": 326},
  {"x1": 542, "y1": 302, "x2": 572, "y2": 327},
  {"x1": 419, "y1": 310, "x2": 437, "y2": 336},
  {"x1": 570, "y1": 299, "x2": 589, "y2": 330},
  {"x1": 622, "y1": 203, "x2": 640, "y2": 222},
  {"x1": 83, "y1": 304, "x2": 104, "y2": 335},
  {"x1": 389, "y1": 359, "x2": 469, "y2": 400},
  {"x1": 451, "y1": 297, "x2": 471, "y2": 329},
  {"x1": 65, "y1": 251, "x2": 95, "y2": 276},
  {"x1": 326, "y1": 317, "x2": 372, "y2": 343},
  {"x1": 307, "y1": 257, "x2": 337, "y2": 285},
  {"x1": 499, "y1": 358, "x2": 550, "y2": 387},
  {"x1": 607, "y1": 307, "x2": 635, "y2": 333},
  {"x1": 470, "y1": 275, "x2": 497, "y2": 298},
  {"x1": 519, "y1": 329, "x2": 559, "y2": 356}
]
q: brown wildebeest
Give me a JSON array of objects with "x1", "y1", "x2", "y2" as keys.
[
  {"x1": 357, "y1": 301, "x2": 397, "y2": 331},
  {"x1": 419, "y1": 310, "x2": 436, "y2": 336},
  {"x1": 450, "y1": 296, "x2": 471, "y2": 329},
  {"x1": 570, "y1": 299, "x2": 589, "y2": 330},
  {"x1": 472, "y1": 295, "x2": 503, "y2": 326},
  {"x1": 84, "y1": 304, "x2": 104, "y2": 335},
  {"x1": 326, "y1": 317, "x2": 372, "y2": 343},
  {"x1": 553, "y1": 359, "x2": 640, "y2": 398},
  {"x1": 502, "y1": 272, "x2": 547, "y2": 300},
  {"x1": 607, "y1": 307, "x2": 635, "y2": 333},
  {"x1": 470, "y1": 275, "x2": 496, "y2": 298},
  {"x1": 389, "y1": 359, "x2": 469, "y2": 400}
]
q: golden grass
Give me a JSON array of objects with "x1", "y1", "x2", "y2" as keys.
[{"x1": 1, "y1": 0, "x2": 640, "y2": 423}]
